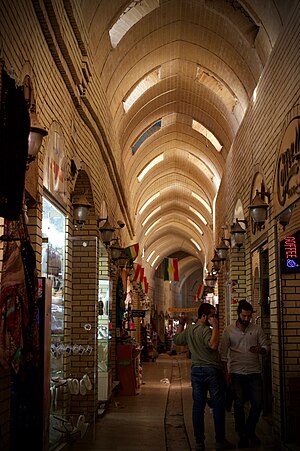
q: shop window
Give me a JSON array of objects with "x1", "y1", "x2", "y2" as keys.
[{"x1": 42, "y1": 196, "x2": 65, "y2": 375}]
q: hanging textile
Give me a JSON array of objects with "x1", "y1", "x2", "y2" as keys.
[
  {"x1": 0, "y1": 216, "x2": 39, "y2": 373},
  {"x1": 163, "y1": 257, "x2": 179, "y2": 282}
]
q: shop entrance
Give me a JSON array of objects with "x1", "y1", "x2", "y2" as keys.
[{"x1": 252, "y1": 247, "x2": 272, "y2": 416}]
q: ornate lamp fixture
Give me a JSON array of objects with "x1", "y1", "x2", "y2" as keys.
[
  {"x1": 248, "y1": 190, "x2": 270, "y2": 231},
  {"x1": 27, "y1": 103, "x2": 48, "y2": 164},
  {"x1": 110, "y1": 238, "x2": 123, "y2": 261},
  {"x1": 278, "y1": 206, "x2": 294, "y2": 230},
  {"x1": 230, "y1": 219, "x2": 247, "y2": 248},
  {"x1": 205, "y1": 272, "x2": 217, "y2": 288},
  {"x1": 211, "y1": 250, "x2": 223, "y2": 272},
  {"x1": 98, "y1": 218, "x2": 115, "y2": 246},
  {"x1": 216, "y1": 237, "x2": 231, "y2": 260},
  {"x1": 117, "y1": 250, "x2": 129, "y2": 269},
  {"x1": 72, "y1": 193, "x2": 91, "y2": 229}
]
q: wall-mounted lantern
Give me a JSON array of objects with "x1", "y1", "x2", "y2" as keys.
[
  {"x1": 72, "y1": 193, "x2": 91, "y2": 229},
  {"x1": 205, "y1": 272, "x2": 217, "y2": 288},
  {"x1": 27, "y1": 103, "x2": 48, "y2": 164},
  {"x1": 211, "y1": 250, "x2": 223, "y2": 272},
  {"x1": 278, "y1": 205, "x2": 294, "y2": 230},
  {"x1": 249, "y1": 190, "x2": 270, "y2": 231},
  {"x1": 110, "y1": 238, "x2": 123, "y2": 261},
  {"x1": 230, "y1": 219, "x2": 247, "y2": 248},
  {"x1": 216, "y1": 238, "x2": 231, "y2": 260},
  {"x1": 98, "y1": 219, "x2": 115, "y2": 246}
]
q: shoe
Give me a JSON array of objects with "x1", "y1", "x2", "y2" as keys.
[
  {"x1": 238, "y1": 435, "x2": 249, "y2": 448},
  {"x1": 195, "y1": 443, "x2": 205, "y2": 451},
  {"x1": 215, "y1": 439, "x2": 236, "y2": 450},
  {"x1": 249, "y1": 432, "x2": 261, "y2": 446}
]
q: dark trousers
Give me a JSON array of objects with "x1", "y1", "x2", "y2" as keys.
[
  {"x1": 191, "y1": 366, "x2": 226, "y2": 444},
  {"x1": 231, "y1": 373, "x2": 263, "y2": 437}
]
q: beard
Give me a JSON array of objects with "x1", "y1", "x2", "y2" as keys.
[{"x1": 238, "y1": 316, "x2": 250, "y2": 327}]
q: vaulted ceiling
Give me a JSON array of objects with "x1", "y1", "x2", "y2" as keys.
[{"x1": 81, "y1": 0, "x2": 287, "y2": 280}]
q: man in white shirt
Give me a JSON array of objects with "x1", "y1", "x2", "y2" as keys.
[{"x1": 220, "y1": 299, "x2": 269, "y2": 448}]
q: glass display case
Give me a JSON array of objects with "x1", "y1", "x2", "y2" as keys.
[
  {"x1": 42, "y1": 196, "x2": 65, "y2": 379},
  {"x1": 98, "y1": 278, "x2": 112, "y2": 400},
  {"x1": 42, "y1": 196, "x2": 67, "y2": 450}
]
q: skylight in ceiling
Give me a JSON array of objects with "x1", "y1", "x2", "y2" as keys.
[
  {"x1": 152, "y1": 254, "x2": 160, "y2": 267},
  {"x1": 190, "y1": 238, "x2": 202, "y2": 252},
  {"x1": 192, "y1": 120, "x2": 222, "y2": 152},
  {"x1": 137, "y1": 153, "x2": 164, "y2": 182},
  {"x1": 196, "y1": 66, "x2": 237, "y2": 114},
  {"x1": 145, "y1": 218, "x2": 161, "y2": 236},
  {"x1": 109, "y1": 0, "x2": 160, "y2": 48},
  {"x1": 132, "y1": 120, "x2": 162, "y2": 154},
  {"x1": 142, "y1": 206, "x2": 161, "y2": 226},
  {"x1": 188, "y1": 218, "x2": 204, "y2": 235},
  {"x1": 139, "y1": 192, "x2": 161, "y2": 215},
  {"x1": 189, "y1": 207, "x2": 208, "y2": 226},
  {"x1": 146, "y1": 250, "x2": 155, "y2": 262},
  {"x1": 123, "y1": 68, "x2": 161, "y2": 112},
  {"x1": 191, "y1": 192, "x2": 212, "y2": 213},
  {"x1": 188, "y1": 152, "x2": 215, "y2": 181}
]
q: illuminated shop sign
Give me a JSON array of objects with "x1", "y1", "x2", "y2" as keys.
[
  {"x1": 274, "y1": 116, "x2": 300, "y2": 216},
  {"x1": 280, "y1": 231, "x2": 300, "y2": 273}
]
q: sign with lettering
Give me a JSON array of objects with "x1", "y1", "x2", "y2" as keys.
[
  {"x1": 274, "y1": 116, "x2": 300, "y2": 216},
  {"x1": 131, "y1": 309, "x2": 146, "y2": 317},
  {"x1": 168, "y1": 307, "x2": 199, "y2": 312},
  {"x1": 280, "y1": 231, "x2": 300, "y2": 274}
]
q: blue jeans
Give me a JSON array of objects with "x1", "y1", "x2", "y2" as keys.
[
  {"x1": 231, "y1": 373, "x2": 263, "y2": 437},
  {"x1": 191, "y1": 366, "x2": 226, "y2": 444}
]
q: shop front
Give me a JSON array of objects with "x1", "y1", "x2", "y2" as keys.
[{"x1": 272, "y1": 112, "x2": 300, "y2": 445}]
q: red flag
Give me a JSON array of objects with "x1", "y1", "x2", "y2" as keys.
[
  {"x1": 133, "y1": 263, "x2": 141, "y2": 281},
  {"x1": 144, "y1": 277, "x2": 148, "y2": 294},
  {"x1": 142, "y1": 276, "x2": 148, "y2": 294},
  {"x1": 139, "y1": 267, "x2": 144, "y2": 284}
]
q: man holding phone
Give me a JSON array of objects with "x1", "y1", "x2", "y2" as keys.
[
  {"x1": 220, "y1": 299, "x2": 269, "y2": 448},
  {"x1": 173, "y1": 303, "x2": 235, "y2": 451}
]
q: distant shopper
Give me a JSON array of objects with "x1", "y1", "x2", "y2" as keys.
[
  {"x1": 173, "y1": 303, "x2": 235, "y2": 451},
  {"x1": 140, "y1": 321, "x2": 148, "y2": 362},
  {"x1": 220, "y1": 299, "x2": 269, "y2": 448}
]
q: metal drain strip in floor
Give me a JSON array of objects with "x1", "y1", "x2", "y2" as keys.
[{"x1": 165, "y1": 357, "x2": 192, "y2": 451}]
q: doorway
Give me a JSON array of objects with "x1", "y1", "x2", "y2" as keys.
[{"x1": 252, "y1": 247, "x2": 273, "y2": 416}]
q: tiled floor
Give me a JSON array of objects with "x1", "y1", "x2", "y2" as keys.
[{"x1": 67, "y1": 353, "x2": 297, "y2": 451}]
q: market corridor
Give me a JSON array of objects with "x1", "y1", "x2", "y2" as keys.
[{"x1": 68, "y1": 352, "x2": 279, "y2": 451}]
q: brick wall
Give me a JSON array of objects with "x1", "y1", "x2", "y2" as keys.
[{"x1": 215, "y1": 4, "x2": 300, "y2": 442}]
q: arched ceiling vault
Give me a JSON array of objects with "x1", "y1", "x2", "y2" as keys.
[{"x1": 80, "y1": 0, "x2": 287, "y2": 276}]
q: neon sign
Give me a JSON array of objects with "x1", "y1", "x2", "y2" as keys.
[{"x1": 280, "y1": 232, "x2": 300, "y2": 273}]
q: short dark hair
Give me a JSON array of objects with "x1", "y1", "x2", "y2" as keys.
[
  {"x1": 198, "y1": 302, "x2": 215, "y2": 318},
  {"x1": 237, "y1": 299, "x2": 253, "y2": 314}
]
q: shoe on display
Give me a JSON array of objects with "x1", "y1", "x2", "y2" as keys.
[
  {"x1": 79, "y1": 378, "x2": 87, "y2": 395},
  {"x1": 76, "y1": 415, "x2": 89, "y2": 438},
  {"x1": 79, "y1": 422, "x2": 89, "y2": 438},
  {"x1": 72, "y1": 378, "x2": 80, "y2": 395},
  {"x1": 215, "y1": 439, "x2": 236, "y2": 450},
  {"x1": 83, "y1": 373, "x2": 92, "y2": 390}
]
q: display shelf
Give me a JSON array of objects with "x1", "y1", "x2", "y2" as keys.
[
  {"x1": 97, "y1": 279, "x2": 112, "y2": 401},
  {"x1": 116, "y1": 344, "x2": 141, "y2": 396}
]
